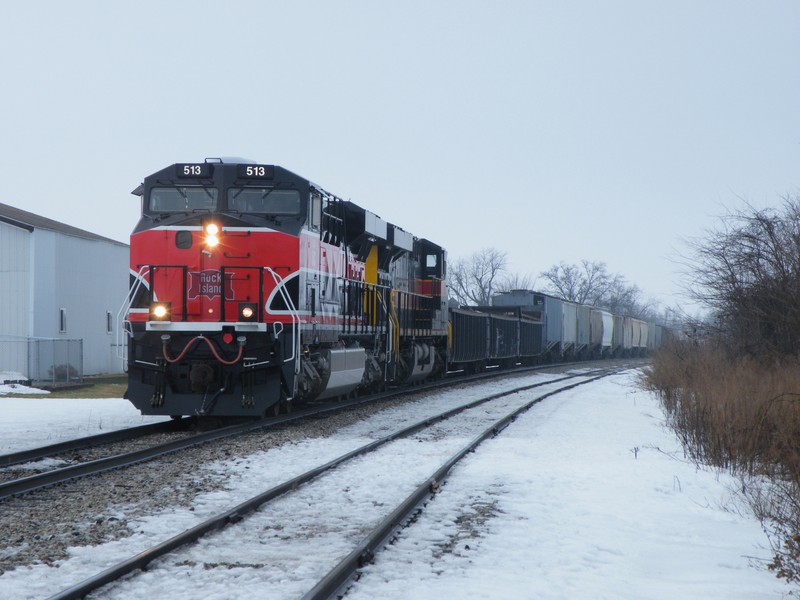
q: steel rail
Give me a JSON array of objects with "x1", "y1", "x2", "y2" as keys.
[
  {"x1": 0, "y1": 419, "x2": 185, "y2": 468},
  {"x1": 302, "y1": 370, "x2": 619, "y2": 600},
  {"x1": 1, "y1": 357, "x2": 639, "y2": 473},
  {"x1": 0, "y1": 357, "x2": 519, "y2": 472},
  {"x1": 0, "y1": 371, "x2": 481, "y2": 500},
  {"x1": 0, "y1": 397, "x2": 372, "y2": 502},
  {"x1": 0, "y1": 360, "x2": 610, "y2": 501},
  {"x1": 45, "y1": 369, "x2": 618, "y2": 600}
]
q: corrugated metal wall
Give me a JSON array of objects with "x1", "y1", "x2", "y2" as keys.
[
  {"x1": 0, "y1": 222, "x2": 31, "y2": 375},
  {"x1": 1, "y1": 221, "x2": 128, "y2": 378},
  {"x1": 32, "y1": 230, "x2": 128, "y2": 375}
]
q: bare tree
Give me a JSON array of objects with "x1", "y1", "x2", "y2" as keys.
[
  {"x1": 539, "y1": 260, "x2": 612, "y2": 305},
  {"x1": 540, "y1": 260, "x2": 655, "y2": 317},
  {"x1": 447, "y1": 248, "x2": 509, "y2": 306},
  {"x1": 603, "y1": 276, "x2": 651, "y2": 317},
  {"x1": 684, "y1": 197, "x2": 800, "y2": 356},
  {"x1": 495, "y1": 272, "x2": 537, "y2": 294},
  {"x1": 449, "y1": 251, "x2": 656, "y2": 316}
]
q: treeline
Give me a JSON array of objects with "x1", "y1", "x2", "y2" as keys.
[
  {"x1": 446, "y1": 247, "x2": 658, "y2": 319},
  {"x1": 685, "y1": 198, "x2": 800, "y2": 356},
  {"x1": 644, "y1": 197, "x2": 800, "y2": 585}
]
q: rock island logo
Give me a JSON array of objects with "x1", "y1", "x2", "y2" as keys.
[{"x1": 187, "y1": 270, "x2": 235, "y2": 301}]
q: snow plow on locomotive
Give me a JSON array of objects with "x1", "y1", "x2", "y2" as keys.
[{"x1": 121, "y1": 159, "x2": 450, "y2": 417}]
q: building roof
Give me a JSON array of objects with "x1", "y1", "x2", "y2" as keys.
[{"x1": 0, "y1": 202, "x2": 128, "y2": 247}]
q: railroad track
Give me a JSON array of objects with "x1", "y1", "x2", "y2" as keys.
[
  {"x1": 0, "y1": 360, "x2": 634, "y2": 502},
  {"x1": 0, "y1": 396, "x2": 381, "y2": 501},
  {"x1": 44, "y1": 367, "x2": 623, "y2": 600},
  {"x1": 0, "y1": 419, "x2": 184, "y2": 468}
]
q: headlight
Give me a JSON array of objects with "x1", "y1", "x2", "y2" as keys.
[
  {"x1": 149, "y1": 302, "x2": 171, "y2": 321},
  {"x1": 238, "y1": 302, "x2": 258, "y2": 322},
  {"x1": 205, "y1": 223, "x2": 220, "y2": 248}
]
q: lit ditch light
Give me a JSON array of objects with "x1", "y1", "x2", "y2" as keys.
[
  {"x1": 238, "y1": 302, "x2": 258, "y2": 322},
  {"x1": 149, "y1": 302, "x2": 172, "y2": 322}
]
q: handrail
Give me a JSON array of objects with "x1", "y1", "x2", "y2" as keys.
[
  {"x1": 374, "y1": 287, "x2": 394, "y2": 384},
  {"x1": 388, "y1": 290, "x2": 401, "y2": 355},
  {"x1": 264, "y1": 268, "x2": 300, "y2": 375},
  {"x1": 373, "y1": 287, "x2": 391, "y2": 353},
  {"x1": 115, "y1": 266, "x2": 150, "y2": 363}
]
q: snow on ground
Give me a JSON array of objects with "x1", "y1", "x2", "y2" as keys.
[
  {"x1": 349, "y1": 371, "x2": 791, "y2": 599},
  {"x1": 0, "y1": 395, "x2": 169, "y2": 455},
  {"x1": 0, "y1": 370, "x2": 794, "y2": 599},
  {"x1": 0, "y1": 371, "x2": 49, "y2": 396}
]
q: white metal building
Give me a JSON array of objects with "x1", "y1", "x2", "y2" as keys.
[{"x1": 0, "y1": 202, "x2": 129, "y2": 380}]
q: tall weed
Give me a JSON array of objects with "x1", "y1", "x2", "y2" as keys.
[{"x1": 643, "y1": 340, "x2": 800, "y2": 582}]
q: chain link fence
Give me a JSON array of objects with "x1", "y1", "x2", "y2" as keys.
[{"x1": 0, "y1": 336, "x2": 84, "y2": 385}]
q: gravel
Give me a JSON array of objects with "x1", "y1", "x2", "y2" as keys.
[
  {"x1": 0, "y1": 361, "x2": 639, "y2": 575},
  {"x1": 0, "y1": 396, "x2": 413, "y2": 574}
]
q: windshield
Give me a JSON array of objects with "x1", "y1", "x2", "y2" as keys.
[
  {"x1": 228, "y1": 188, "x2": 301, "y2": 215},
  {"x1": 149, "y1": 187, "x2": 218, "y2": 212}
]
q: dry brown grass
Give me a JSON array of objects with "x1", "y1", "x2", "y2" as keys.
[
  {"x1": 642, "y1": 340, "x2": 800, "y2": 582},
  {"x1": 2, "y1": 375, "x2": 127, "y2": 399}
]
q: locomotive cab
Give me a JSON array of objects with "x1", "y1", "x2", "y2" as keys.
[{"x1": 136, "y1": 160, "x2": 309, "y2": 236}]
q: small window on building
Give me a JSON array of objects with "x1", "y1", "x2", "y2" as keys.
[
  {"x1": 59, "y1": 308, "x2": 67, "y2": 333},
  {"x1": 107, "y1": 311, "x2": 113, "y2": 334}
]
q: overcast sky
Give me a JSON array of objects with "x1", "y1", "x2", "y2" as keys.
[{"x1": 1, "y1": 1, "x2": 798, "y2": 313}]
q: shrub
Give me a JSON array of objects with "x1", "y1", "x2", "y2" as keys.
[{"x1": 643, "y1": 338, "x2": 800, "y2": 582}]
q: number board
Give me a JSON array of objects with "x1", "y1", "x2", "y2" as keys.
[
  {"x1": 237, "y1": 164, "x2": 274, "y2": 179},
  {"x1": 176, "y1": 163, "x2": 213, "y2": 178}
]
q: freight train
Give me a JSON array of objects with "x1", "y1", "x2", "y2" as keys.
[{"x1": 120, "y1": 158, "x2": 664, "y2": 417}]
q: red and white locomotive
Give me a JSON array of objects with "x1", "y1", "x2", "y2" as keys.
[{"x1": 123, "y1": 158, "x2": 449, "y2": 417}]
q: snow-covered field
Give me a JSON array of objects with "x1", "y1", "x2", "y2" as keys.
[
  {"x1": 0, "y1": 399, "x2": 169, "y2": 456},
  {"x1": 0, "y1": 369, "x2": 793, "y2": 599}
]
